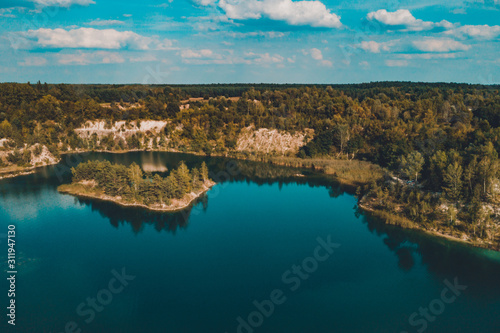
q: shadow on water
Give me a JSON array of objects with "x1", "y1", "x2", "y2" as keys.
[
  {"x1": 359, "y1": 208, "x2": 500, "y2": 297},
  {"x1": 0, "y1": 151, "x2": 350, "y2": 195},
  {"x1": 72, "y1": 194, "x2": 208, "y2": 234}
]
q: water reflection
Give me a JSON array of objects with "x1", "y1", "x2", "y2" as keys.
[
  {"x1": 72, "y1": 194, "x2": 209, "y2": 234},
  {"x1": 4, "y1": 151, "x2": 500, "y2": 293},
  {"x1": 360, "y1": 211, "x2": 500, "y2": 295},
  {"x1": 57, "y1": 153, "x2": 346, "y2": 234},
  {"x1": 0, "y1": 151, "x2": 349, "y2": 214}
]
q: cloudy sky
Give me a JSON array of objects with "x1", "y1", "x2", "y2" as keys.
[{"x1": 0, "y1": 0, "x2": 499, "y2": 84}]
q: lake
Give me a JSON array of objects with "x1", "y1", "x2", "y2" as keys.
[{"x1": 1, "y1": 152, "x2": 499, "y2": 333}]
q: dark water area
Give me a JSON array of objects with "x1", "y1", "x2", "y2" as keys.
[{"x1": 0, "y1": 152, "x2": 499, "y2": 333}]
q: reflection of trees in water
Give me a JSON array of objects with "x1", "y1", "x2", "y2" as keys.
[
  {"x1": 359, "y1": 209, "x2": 500, "y2": 294},
  {"x1": 74, "y1": 194, "x2": 208, "y2": 234},
  {"x1": 1, "y1": 151, "x2": 349, "y2": 201},
  {"x1": 223, "y1": 159, "x2": 349, "y2": 196},
  {"x1": 0, "y1": 166, "x2": 67, "y2": 199}
]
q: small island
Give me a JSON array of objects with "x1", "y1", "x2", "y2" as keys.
[{"x1": 58, "y1": 160, "x2": 215, "y2": 212}]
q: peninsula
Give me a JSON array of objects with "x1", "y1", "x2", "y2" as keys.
[{"x1": 58, "y1": 160, "x2": 215, "y2": 212}]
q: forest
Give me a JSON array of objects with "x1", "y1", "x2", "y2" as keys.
[
  {"x1": 1, "y1": 81, "x2": 500, "y2": 245},
  {"x1": 61, "y1": 160, "x2": 211, "y2": 208}
]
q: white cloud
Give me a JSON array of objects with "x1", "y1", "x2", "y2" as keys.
[
  {"x1": 187, "y1": 14, "x2": 239, "y2": 32},
  {"x1": 18, "y1": 56, "x2": 47, "y2": 66},
  {"x1": 306, "y1": 48, "x2": 333, "y2": 67},
  {"x1": 180, "y1": 49, "x2": 237, "y2": 65},
  {"x1": 359, "y1": 61, "x2": 370, "y2": 69},
  {"x1": 199, "y1": 0, "x2": 341, "y2": 28},
  {"x1": 310, "y1": 48, "x2": 323, "y2": 60},
  {"x1": 400, "y1": 53, "x2": 458, "y2": 60},
  {"x1": 0, "y1": 7, "x2": 24, "y2": 18},
  {"x1": 195, "y1": 0, "x2": 217, "y2": 5},
  {"x1": 226, "y1": 31, "x2": 286, "y2": 38},
  {"x1": 29, "y1": 0, "x2": 95, "y2": 7},
  {"x1": 179, "y1": 49, "x2": 285, "y2": 66},
  {"x1": 58, "y1": 51, "x2": 125, "y2": 65},
  {"x1": 385, "y1": 59, "x2": 408, "y2": 67},
  {"x1": 154, "y1": 2, "x2": 174, "y2": 8},
  {"x1": 27, "y1": 28, "x2": 174, "y2": 50},
  {"x1": 322, "y1": 60, "x2": 333, "y2": 67},
  {"x1": 181, "y1": 49, "x2": 215, "y2": 59},
  {"x1": 367, "y1": 9, "x2": 452, "y2": 31},
  {"x1": 87, "y1": 19, "x2": 126, "y2": 26},
  {"x1": 412, "y1": 38, "x2": 471, "y2": 52},
  {"x1": 358, "y1": 40, "x2": 395, "y2": 53},
  {"x1": 244, "y1": 52, "x2": 284, "y2": 64},
  {"x1": 445, "y1": 25, "x2": 500, "y2": 40},
  {"x1": 129, "y1": 54, "x2": 157, "y2": 63}
]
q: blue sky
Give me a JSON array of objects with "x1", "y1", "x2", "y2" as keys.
[{"x1": 0, "y1": 0, "x2": 499, "y2": 84}]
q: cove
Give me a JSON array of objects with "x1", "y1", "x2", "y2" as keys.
[{"x1": 0, "y1": 151, "x2": 499, "y2": 333}]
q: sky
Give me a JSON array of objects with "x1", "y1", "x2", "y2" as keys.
[{"x1": 0, "y1": 0, "x2": 499, "y2": 84}]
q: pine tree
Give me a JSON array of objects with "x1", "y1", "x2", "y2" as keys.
[
  {"x1": 176, "y1": 161, "x2": 192, "y2": 194},
  {"x1": 166, "y1": 170, "x2": 180, "y2": 199},
  {"x1": 201, "y1": 161, "x2": 209, "y2": 182},
  {"x1": 128, "y1": 162, "x2": 143, "y2": 193},
  {"x1": 192, "y1": 167, "x2": 201, "y2": 190},
  {"x1": 443, "y1": 161, "x2": 463, "y2": 201}
]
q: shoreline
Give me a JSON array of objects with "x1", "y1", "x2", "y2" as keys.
[
  {"x1": 58, "y1": 180, "x2": 216, "y2": 213},
  {"x1": 0, "y1": 159, "x2": 62, "y2": 180},
  {"x1": 5, "y1": 148, "x2": 499, "y2": 252},
  {"x1": 2, "y1": 148, "x2": 382, "y2": 188},
  {"x1": 358, "y1": 202, "x2": 500, "y2": 252}
]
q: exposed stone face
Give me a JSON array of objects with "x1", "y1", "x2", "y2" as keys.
[
  {"x1": 75, "y1": 120, "x2": 168, "y2": 140},
  {"x1": 236, "y1": 126, "x2": 313, "y2": 155},
  {"x1": 0, "y1": 144, "x2": 59, "y2": 168},
  {"x1": 30, "y1": 144, "x2": 59, "y2": 166}
]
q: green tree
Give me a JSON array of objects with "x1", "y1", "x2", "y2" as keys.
[
  {"x1": 201, "y1": 161, "x2": 209, "y2": 181},
  {"x1": 429, "y1": 150, "x2": 448, "y2": 191},
  {"x1": 0, "y1": 120, "x2": 13, "y2": 138},
  {"x1": 443, "y1": 161, "x2": 463, "y2": 201},
  {"x1": 128, "y1": 162, "x2": 143, "y2": 193},
  {"x1": 176, "y1": 161, "x2": 192, "y2": 194},
  {"x1": 398, "y1": 151, "x2": 424, "y2": 183},
  {"x1": 334, "y1": 123, "x2": 350, "y2": 157},
  {"x1": 191, "y1": 167, "x2": 201, "y2": 190},
  {"x1": 477, "y1": 157, "x2": 498, "y2": 199}
]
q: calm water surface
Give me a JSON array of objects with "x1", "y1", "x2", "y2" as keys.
[{"x1": 0, "y1": 152, "x2": 499, "y2": 333}]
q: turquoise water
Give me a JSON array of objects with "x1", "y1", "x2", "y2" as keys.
[{"x1": 0, "y1": 152, "x2": 499, "y2": 333}]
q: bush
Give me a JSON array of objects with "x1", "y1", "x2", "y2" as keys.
[
  {"x1": 6, "y1": 150, "x2": 23, "y2": 164},
  {"x1": 33, "y1": 144, "x2": 43, "y2": 157}
]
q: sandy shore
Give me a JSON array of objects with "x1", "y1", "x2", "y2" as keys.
[
  {"x1": 0, "y1": 159, "x2": 62, "y2": 180},
  {"x1": 358, "y1": 203, "x2": 499, "y2": 252},
  {"x1": 58, "y1": 180, "x2": 216, "y2": 212}
]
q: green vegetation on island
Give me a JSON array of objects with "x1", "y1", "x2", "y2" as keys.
[{"x1": 58, "y1": 160, "x2": 214, "y2": 211}]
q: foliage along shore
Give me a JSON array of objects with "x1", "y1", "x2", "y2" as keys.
[
  {"x1": 1, "y1": 82, "x2": 500, "y2": 250},
  {"x1": 357, "y1": 176, "x2": 500, "y2": 252},
  {"x1": 58, "y1": 160, "x2": 215, "y2": 212},
  {"x1": 358, "y1": 201, "x2": 499, "y2": 252}
]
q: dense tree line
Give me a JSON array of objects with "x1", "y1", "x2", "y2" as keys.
[
  {"x1": 2, "y1": 82, "x2": 500, "y2": 213},
  {"x1": 71, "y1": 160, "x2": 210, "y2": 206}
]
